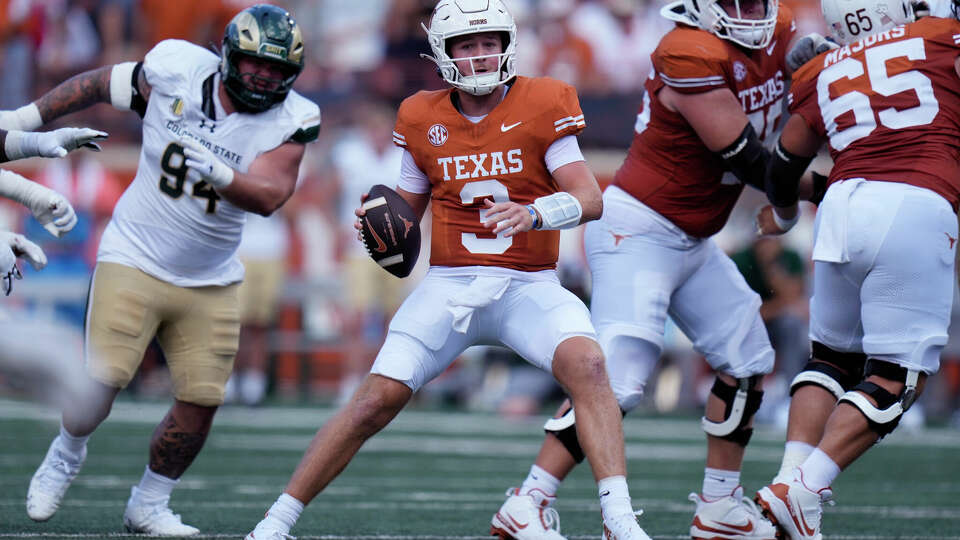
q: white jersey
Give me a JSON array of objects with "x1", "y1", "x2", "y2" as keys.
[{"x1": 97, "y1": 39, "x2": 320, "y2": 287}]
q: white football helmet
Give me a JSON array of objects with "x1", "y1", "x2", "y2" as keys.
[
  {"x1": 821, "y1": 0, "x2": 914, "y2": 45},
  {"x1": 661, "y1": 0, "x2": 778, "y2": 49},
  {"x1": 421, "y1": 0, "x2": 518, "y2": 96}
]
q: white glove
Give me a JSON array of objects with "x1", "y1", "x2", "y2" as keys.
[
  {"x1": 34, "y1": 190, "x2": 78, "y2": 238},
  {"x1": 0, "y1": 231, "x2": 47, "y2": 296},
  {"x1": 181, "y1": 136, "x2": 234, "y2": 189},
  {"x1": 6, "y1": 127, "x2": 108, "y2": 160},
  {"x1": 787, "y1": 33, "x2": 838, "y2": 72},
  {"x1": 38, "y1": 127, "x2": 108, "y2": 156},
  {"x1": 0, "y1": 170, "x2": 78, "y2": 237}
]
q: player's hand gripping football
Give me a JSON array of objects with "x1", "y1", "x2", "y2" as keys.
[{"x1": 482, "y1": 199, "x2": 535, "y2": 237}]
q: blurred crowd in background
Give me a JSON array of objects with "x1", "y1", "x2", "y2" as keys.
[{"x1": 0, "y1": 0, "x2": 958, "y2": 427}]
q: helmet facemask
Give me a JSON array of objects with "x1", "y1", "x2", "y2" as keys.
[
  {"x1": 684, "y1": 0, "x2": 778, "y2": 49},
  {"x1": 421, "y1": 0, "x2": 518, "y2": 96}
]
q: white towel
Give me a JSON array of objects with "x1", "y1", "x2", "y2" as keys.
[
  {"x1": 447, "y1": 276, "x2": 511, "y2": 333},
  {"x1": 812, "y1": 179, "x2": 865, "y2": 263}
]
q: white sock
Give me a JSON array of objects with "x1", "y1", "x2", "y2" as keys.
[
  {"x1": 240, "y1": 370, "x2": 267, "y2": 406},
  {"x1": 519, "y1": 464, "x2": 561, "y2": 506},
  {"x1": 774, "y1": 441, "x2": 815, "y2": 484},
  {"x1": 58, "y1": 423, "x2": 89, "y2": 457},
  {"x1": 797, "y1": 448, "x2": 840, "y2": 493},
  {"x1": 598, "y1": 475, "x2": 633, "y2": 519},
  {"x1": 702, "y1": 468, "x2": 740, "y2": 500},
  {"x1": 263, "y1": 493, "x2": 304, "y2": 532},
  {"x1": 134, "y1": 466, "x2": 178, "y2": 503}
]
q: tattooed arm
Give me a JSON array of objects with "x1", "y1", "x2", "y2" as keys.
[{"x1": 0, "y1": 63, "x2": 152, "y2": 130}]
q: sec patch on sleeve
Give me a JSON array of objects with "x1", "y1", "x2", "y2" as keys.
[{"x1": 360, "y1": 184, "x2": 421, "y2": 278}]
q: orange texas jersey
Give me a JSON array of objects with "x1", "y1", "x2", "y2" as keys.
[
  {"x1": 789, "y1": 16, "x2": 960, "y2": 210},
  {"x1": 393, "y1": 76, "x2": 586, "y2": 271},
  {"x1": 613, "y1": 3, "x2": 797, "y2": 238}
]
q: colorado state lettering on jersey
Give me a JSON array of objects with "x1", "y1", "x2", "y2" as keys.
[
  {"x1": 822, "y1": 26, "x2": 907, "y2": 67},
  {"x1": 737, "y1": 71, "x2": 785, "y2": 112},
  {"x1": 165, "y1": 120, "x2": 244, "y2": 165},
  {"x1": 437, "y1": 150, "x2": 523, "y2": 180}
]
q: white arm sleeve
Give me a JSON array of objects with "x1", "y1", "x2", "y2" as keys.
[
  {"x1": 544, "y1": 135, "x2": 585, "y2": 173},
  {"x1": 397, "y1": 149, "x2": 431, "y2": 194}
]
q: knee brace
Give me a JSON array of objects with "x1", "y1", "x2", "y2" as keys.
[
  {"x1": 790, "y1": 341, "x2": 867, "y2": 399},
  {"x1": 838, "y1": 359, "x2": 920, "y2": 439},
  {"x1": 542, "y1": 404, "x2": 585, "y2": 463},
  {"x1": 542, "y1": 402, "x2": 630, "y2": 464},
  {"x1": 701, "y1": 376, "x2": 763, "y2": 446}
]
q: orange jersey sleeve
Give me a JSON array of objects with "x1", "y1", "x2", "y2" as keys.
[{"x1": 394, "y1": 77, "x2": 587, "y2": 271}]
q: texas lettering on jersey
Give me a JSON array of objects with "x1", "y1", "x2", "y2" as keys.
[
  {"x1": 394, "y1": 76, "x2": 585, "y2": 271},
  {"x1": 790, "y1": 16, "x2": 960, "y2": 209},
  {"x1": 613, "y1": 3, "x2": 796, "y2": 238}
]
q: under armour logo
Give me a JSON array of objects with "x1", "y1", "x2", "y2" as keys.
[
  {"x1": 946, "y1": 232, "x2": 956, "y2": 249},
  {"x1": 199, "y1": 119, "x2": 216, "y2": 133}
]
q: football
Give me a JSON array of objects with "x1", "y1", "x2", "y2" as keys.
[{"x1": 359, "y1": 184, "x2": 421, "y2": 278}]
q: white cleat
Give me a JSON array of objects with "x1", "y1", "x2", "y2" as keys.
[
  {"x1": 689, "y1": 486, "x2": 778, "y2": 539},
  {"x1": 490, "y1": 488, "x2": 565, "y2": 539},
  {"x1": 26, "y1": 436, "x2": 86, "y2": 521},
  {"x1": 755, "y1": 473, "x2": 831, "y2": 540},
  {"x1": 122, "y1": 486, "x2": 200, "y2": 537},
  {"x1": 602, "y1": 510, "x2": 652, "y2": 540},
  {"x1": 245, "y1": 514, "x2": 296, "y2": 540}
]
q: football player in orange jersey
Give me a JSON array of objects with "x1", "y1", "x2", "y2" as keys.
[
  {"x1": 246, "y1": 1, "x2": 648, "y2": 539},
  {"x1": 751, "y1": 0, "x2": 958, "y2": 537},
  {"x1": 491, "y1": 0, "x2": 836, "y2": 538}
]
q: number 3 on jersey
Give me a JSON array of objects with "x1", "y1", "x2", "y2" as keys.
[
  {"x1": 819, "y1": 37, "x2": 938, "y2": 151},
  {"x1": 158, "y1": 142, "x2": 222, "y2": 214},
  {"x1": 461, "y1": 179, "x2": 511, "y2": 254}
]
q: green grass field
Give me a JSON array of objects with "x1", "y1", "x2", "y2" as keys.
[{"x1": 1, "y1": 398, "x2": 958, "y2": 539}]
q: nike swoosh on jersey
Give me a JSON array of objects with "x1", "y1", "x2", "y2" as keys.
[
  {"x1": 766, "y1": 41, "x2": 777, "y2": 56},
  {"x1": 501, "y1": 121, "x2": 522, "y2": 132}
]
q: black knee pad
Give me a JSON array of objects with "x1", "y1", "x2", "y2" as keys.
[
  {"x1": 704, "y1": 376, "x2": 763, "y2": 447},
  {"x1": 791, "y1": 342, "x2": 867, "y2": 399},
  {"x1": 542, "y1": 404, "x2": 629, "y2": 464},
  {"x1": 838, "y1": 359, "x2": 915, "y2": 439},
  {"x1": 543, "y1": 404, "x2": 585, "y2": 463}
]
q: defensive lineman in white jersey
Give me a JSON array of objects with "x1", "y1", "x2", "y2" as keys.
[{"x1": 0, "y1": 5, "x2": 319, "y2": 536}]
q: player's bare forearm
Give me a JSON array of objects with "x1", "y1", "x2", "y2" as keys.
[
  {"x1": 218, "y1": 172, "x2": 296, "y2": 216},
  {"x1": 552, "y1": 160, "x2": 602, "y2": 223},
  {"x1": 34, "y1": 66, "x2": 112, "y2": 123}
]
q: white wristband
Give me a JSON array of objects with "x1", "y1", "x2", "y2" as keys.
[
  {"x1": 530, "y1": 191, "x2": 583, "y2": 230},
  {"x1": 0, "y1": 103, "x2": 42, "y2": 132},
  {"x1": 3, "y1": 130, "x2": 40, "y2": 160},
  {"x1": 772, "y1": 207, "x2": 800, "y2": 232},
  {"x1": 110, "y1": 62, "x2": 138, "y2": 110}
]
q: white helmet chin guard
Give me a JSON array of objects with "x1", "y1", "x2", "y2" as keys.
[
  {"x1": 662, "y1": 0, "x2": 778, "y2": 49},
  {"x1": 421, "y1": 0, "x2": 518, "y2": 96},
  {"x1": 821, "y1": 0, "x2": 914, "y2": 45}
]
